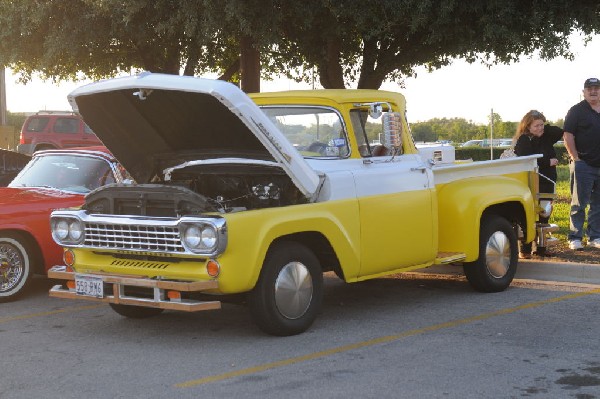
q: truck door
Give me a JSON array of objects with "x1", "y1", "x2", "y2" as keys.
[{"x1": 352, "y1": 153, "x2": 436, "y2": 277}]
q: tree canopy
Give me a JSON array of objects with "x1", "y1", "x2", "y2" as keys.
[{"x1": 0, "y1": 0, "x2": 598, "y2": 90}]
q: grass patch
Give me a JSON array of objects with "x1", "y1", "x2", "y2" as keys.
[{"x1": 550, "y1": 165, "x2": 573, "y2": 240}]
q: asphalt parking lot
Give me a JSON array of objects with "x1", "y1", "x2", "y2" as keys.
[
  {"x1": 2, "y1": 262, "x2": 600, "y2": 399},
  {"x1": 416, "y1": 258, "x2": 600, "y2": 285}
]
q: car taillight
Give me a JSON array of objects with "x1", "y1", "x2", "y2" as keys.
[{"x1": 19, "y1": 130, "x2": 25, "y2": 144}]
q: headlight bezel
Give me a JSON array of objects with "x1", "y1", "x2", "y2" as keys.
[
  {"x1": 51, "y1": 216, "x2": 85, "y2": 246},
  {"x1": 179, "y1": 220, "x2": 222, "y2": 254}
]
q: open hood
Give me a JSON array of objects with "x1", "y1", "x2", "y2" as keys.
[{"x1": 67, "y1": 72, "x2": 320, "y2": 197}]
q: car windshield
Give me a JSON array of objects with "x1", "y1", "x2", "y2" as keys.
[
  {"x1": 9, "y1": 154, "x2": 115, "y2": 194},
  {"x1": 260, "y1": 106, "x2": 349, "y2": 158}
]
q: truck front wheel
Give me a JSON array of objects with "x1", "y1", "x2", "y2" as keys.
[
  {"x1": 463, "y1": 215, "x2": 518, "y2": 293},
  {"x1": 249, "y1": 241, "x2": 323, "y2": 336}
]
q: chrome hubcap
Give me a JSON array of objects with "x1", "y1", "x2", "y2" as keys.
[
  {"x1": 274, "y1": 261, "x2": 313, "y2": 319},
  {"x1": 485, "y1": 231, "x2": 511, "y2": 278},
  {"x1": 0, "y1": 244, "x2": 24, "y2": 292}
]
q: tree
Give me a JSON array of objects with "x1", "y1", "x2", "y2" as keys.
[
  {"x1": 273, "y1": 0, "x2": 600, "y2": 89},
  {"x1": 411, "y1": 117, "x2": 487, "y2": 144},
  {"x1": 411, "y1": 123, "x2": 437, "y2": 143},
  {"x1": 0, "y1": 0, "x2": 598, "y2": 91}
]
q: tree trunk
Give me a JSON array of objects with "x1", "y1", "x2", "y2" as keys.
[
  {"x1": 240, "y1": 35, "x2": 260, "y2": 93},
  {"x1": 356, "y1": 38, "x2": 387, "y2": 89},
  {"x1": 318, "y1": 37, "x2": 345, "y2": 89},
  {"x1": 218, "y1": 58, "x2": 241, "y2": 82}
]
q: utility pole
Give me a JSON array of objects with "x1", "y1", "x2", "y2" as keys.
[
  {"x1": 0, "y1": 66, "x2": 6, "y2": 125},
  {"x1": 489, "y1": 108, "x2": 494, "y2": 160}
]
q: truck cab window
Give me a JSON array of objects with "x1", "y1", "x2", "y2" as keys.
[
  {"x1": 349, "y1": 109, "x2": 391, "y2": 157},
  {"x1": 261, "y1": 106, "x2": 349, "y2": 158}
]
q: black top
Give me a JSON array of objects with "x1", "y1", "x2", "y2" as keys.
[
  {"x1": 564, "y1": 100, "x2": 600, "y2": 167},
  {"x1": 514, "y1": 124, "x2": 563, "y2": 192}
]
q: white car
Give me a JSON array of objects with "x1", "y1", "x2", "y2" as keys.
[{"x1": 461, "y1": 140, "x2": 483, "y2": 147}]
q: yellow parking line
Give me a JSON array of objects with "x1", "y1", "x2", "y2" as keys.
[
  {"x1": 175, "y1": 288, "x2": 600, "y2": 388},
  {"x1": 0, "y1": 304, "x2": 102, "y2": 324}
]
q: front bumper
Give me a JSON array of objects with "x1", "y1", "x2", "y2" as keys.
[{"x1": 48, "y1": 265, "x2": 221, "y2": 312}]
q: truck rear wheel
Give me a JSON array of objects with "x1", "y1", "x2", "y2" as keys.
[
  {"x1": 249, "y1": 241, "x2": 323, "y2": 336},
  {"x1": 463, "y1": 215, "x2": 518, "y2": 292},
  {"x1": 109, "y1": 304, "x2": 164, "y2": 319}
]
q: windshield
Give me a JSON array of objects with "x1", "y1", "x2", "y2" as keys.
[
  {"x1": 260, "y1": 106, "x2": 349, "y2": 158},
  {"x1": 9, "y1": 154, "x2": 115, "y2": 194}
]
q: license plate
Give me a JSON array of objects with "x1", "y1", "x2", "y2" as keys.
[{"x1": 74, "y1": 274, "x2": 104, "y2": 298}]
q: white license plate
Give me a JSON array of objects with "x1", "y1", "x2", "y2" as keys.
[{"x1": 74, "y1": 274, "x2": 104, "y2": 298}]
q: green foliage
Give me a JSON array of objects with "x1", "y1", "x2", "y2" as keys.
[
  {"x1": 550, "y1": 165, "x2": 572, "y2": 241},
  {"x1": 0, "y1": 0, "x2": 599, "y2": 90},
  {"x1": 411, "y1": 117, "x2": 486, "y2": 143},
  {"x1": 6, "y1": 111, "x2": 26, "y2": 131}
]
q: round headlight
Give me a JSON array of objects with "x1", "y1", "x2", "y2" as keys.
[
  {"x1": 55, "y1": 220, "x2": 69, "y2": 240},
  {"x1": 183, "y1": 225, "x2": 202, "y2": 248},
  {"x1": 199, "y1": 227, "x2": 217, "y2": 249},
  {"x1": 68, "y1": 220, "x2": 84, "y2": 241}
]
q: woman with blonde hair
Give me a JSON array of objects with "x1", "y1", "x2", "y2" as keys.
[{"x1": 513, "y1": 110, "x2": 563, "y2": 258}]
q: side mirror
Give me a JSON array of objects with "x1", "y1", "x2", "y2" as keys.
[
  {"x1": 369, "y1": 103, "x2": 383, "y2": 119},
  {"x1": 382, "y1": 112, "x2": 403, "y2": 150}
]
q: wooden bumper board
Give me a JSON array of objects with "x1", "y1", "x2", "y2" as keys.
[{"x1": 48, "y1": 266, "x2": 221, "y2": 312}]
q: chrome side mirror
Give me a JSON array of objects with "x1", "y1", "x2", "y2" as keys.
[{"x1": 382, "y1": 112, "x2": 403, "y2": 150}]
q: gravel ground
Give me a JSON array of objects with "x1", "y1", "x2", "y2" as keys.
[{"x1": 531, "y1": 240, "x2": 600, "y2": 264}]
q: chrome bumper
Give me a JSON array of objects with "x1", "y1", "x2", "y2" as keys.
[
  {"x1": 48, "y1": 266, "x2": 221, "y2": 312},
  {"x1": 536, "y1": 222, "x2": 560, "y2": 248}
]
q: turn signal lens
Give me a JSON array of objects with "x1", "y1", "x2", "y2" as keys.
[
  {"x1": 63, "y1": 249, "x2": 75, "y2": 267},
  {"x1": 66, "y1": 280, "x2": 76, "y2": 290},
  {"x1": 167, "y1": 290, "x2": 181, "y2": 300},
  {"x1": 207, "y1": 259, "x2": 220, "y2": 277}
]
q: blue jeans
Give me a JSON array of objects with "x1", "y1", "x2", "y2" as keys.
[{"x1": 569, "y1": 160, "x2": 600, "y2": 241}]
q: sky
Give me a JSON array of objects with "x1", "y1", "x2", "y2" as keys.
[{"x1": 4, "y1": 32, "x2": 599, "y2": 125}]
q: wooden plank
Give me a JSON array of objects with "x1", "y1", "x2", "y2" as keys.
[
  {"x1": 49, "y1": 286, "x2": 222, "y2": 312},
  {"x1": 48, "y1": 269, "x2": 218, "y2": 291}
]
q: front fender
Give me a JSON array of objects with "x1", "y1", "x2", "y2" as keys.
[
  {"x1": 436, "y1": 176, "x2": 535, "y2": 261},
  {"x1": 218, "y1": 199, "x2": 361, "y2": 293}
]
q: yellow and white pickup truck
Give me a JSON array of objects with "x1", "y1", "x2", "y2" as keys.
[{"x1": 48, "y1": 72, "x2": 554, "y2": 336}]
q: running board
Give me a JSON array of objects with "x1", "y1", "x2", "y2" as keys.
[{"x1": 434, "y1": 252, "x2": 466, "y2": 264}]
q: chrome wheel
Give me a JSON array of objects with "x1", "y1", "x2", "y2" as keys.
[
  {"x1": 485, "y1": 231, "x2": 511, "y2": 278},
  {"x1": 249, "y1": 242, "x2": 323, "y2": 336},
  {"x1": 0, "y1": 235, "x2": 33, "y2": 301},
  {"x1": 463, "y1": 215, "x2": 518, "y2": 293},
  {"x1": 0, "y1": 242, "x2": 25, "y2": 292},
  {"x1": 274, "y1": 261, "x2": 313, "y2": 319}
]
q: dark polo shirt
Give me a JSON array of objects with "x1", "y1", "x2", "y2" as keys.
[{"x1": 564, "y1": 100, "x2": 600, "y2": 167}]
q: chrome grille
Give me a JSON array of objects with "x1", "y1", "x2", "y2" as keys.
[{"x1": 84, "y1": 222, "x2": 185, "y2": 253}]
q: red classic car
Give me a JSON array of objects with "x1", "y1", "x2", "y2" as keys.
[{"x1": 0, "y1": 146, "x2": 130, "y2": 301}]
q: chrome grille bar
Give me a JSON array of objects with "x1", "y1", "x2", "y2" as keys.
[
  {"x1": 84, "y1": 222, "x2": 185, "y2": 253},
  {"x1": 51, "y1": 209, "x2": 228, "y2": 256}
]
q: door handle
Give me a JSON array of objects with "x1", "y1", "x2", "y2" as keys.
[{"x1": 410, "y1": 166, "x2": 427, "y2": 172}]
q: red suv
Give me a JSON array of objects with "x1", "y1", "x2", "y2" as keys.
[{"x1": 17, "y1": 111, "x2": 103, "y2": 154}]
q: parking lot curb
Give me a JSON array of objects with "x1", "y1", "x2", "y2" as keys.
[{"x1": 412, "y1": 260, "x2": 600, "y2": 285}]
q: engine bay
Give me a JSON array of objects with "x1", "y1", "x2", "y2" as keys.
[{"x1": 85, "y1": 163, "x2": 308, "y2": 217}]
